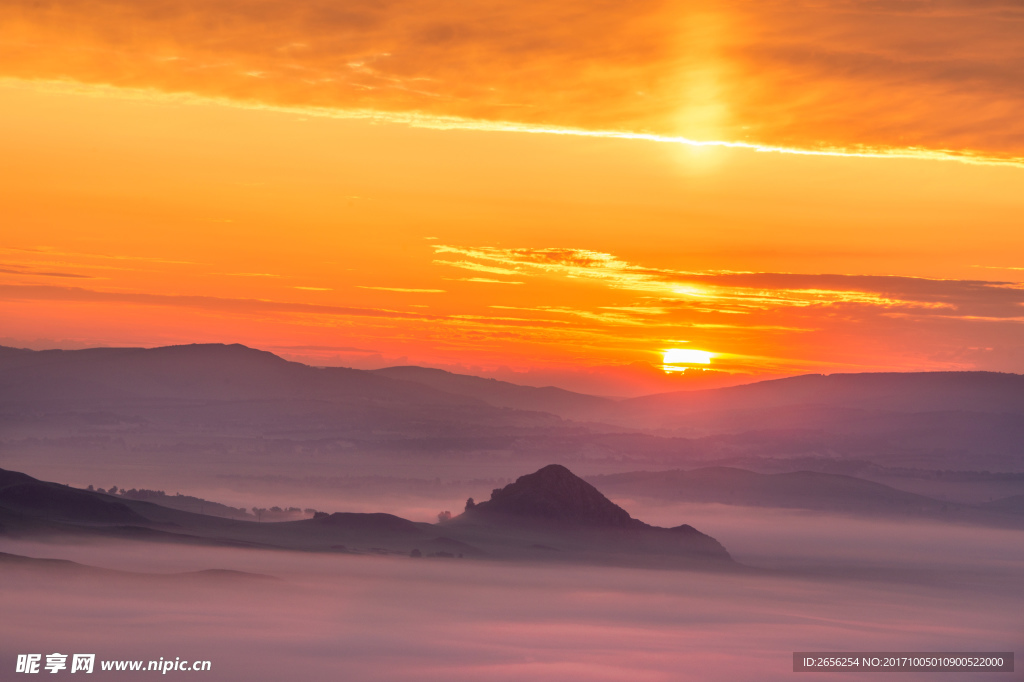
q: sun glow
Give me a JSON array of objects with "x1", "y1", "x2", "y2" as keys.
[{"x1": 663, "y1": 348, "x2": 714, "y2": 366}]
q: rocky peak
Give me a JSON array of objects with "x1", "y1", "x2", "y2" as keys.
[{"x1": 465, "y1": 464, "x2": 642, "y2": 527}]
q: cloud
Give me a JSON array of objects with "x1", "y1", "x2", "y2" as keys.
[
  {"x1": 434, "y1": 260, "x2": 521, "y2": 276},
  {"x1": 422, "y1": 244, "x2": 1024, "y2": 374},
  {"x1": 0, "y1": 283, "x2": 435, "y2": 320},
  {"x1": 434, "y1": 244, "x2": 1024, "y2": 319},
  {"x1": 3, "y1": 254, "x2": 1022, "y2": 376},
  {"x1": 446, "y1": 278, "x2": 524, "y2": 285},
  {"x1": 219, "y1": 272, "x2": 282, "y2": 278},
  {"x1": 0, "y1": 266, "x2": 94, "y2": 278},
  {"x1": 357, "y1": 286, "x2": 446, "y2": 293},
  {"x1": 1, "y1": 0, "x2": 1022, "y2": 162},
  {"x1": 0, "y1": 246, "x2": 197, "y2": 266}
]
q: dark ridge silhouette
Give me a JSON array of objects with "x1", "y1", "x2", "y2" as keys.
[
  {"x1": 371, "y1": 365, "x2": 612, "y2": 418},
  {"x1": 3, "y1": 343, "x2": 1023, "y2": 476},
  {"x1": 588, "y1": 467, "x2": 1024, "y2": 527},
  {"x1": 589, "y1": 467, "x2": 957, "y2": 512},
  {"x1": 0, "y1": 343, "x2": 486, "y2": 406},
  {"x1": 458, "y1": 464, "x2": 734, "y2": 563},
  {"x1": 114, "y1": 488, "x2": 253, "y2": 520},
  {"x1": 0, "y1": 550, "x2": 87, "y2": 570},
  {"x1": 0, "y1": 344, "x2": 575, "y2": 460},
  {"x1": 618, "y1": 371, "x2": 1024, "y2": 416},
  {"x1": 466, "y1": 464, "x2": 641, "y2": 527},
  {"x1": 984, "y1": 494, "x2": 1024, "y2": 515},
  {"x1": 0, "y1": 465, "x2": 733, "y2": 568},
  {"x1": 313, "y1": 512, "x2": 426, "y2": 535},
  {"x1": 0, "y1": 469, "x2": 148, "y2": 525},
  {"x1": 0, "y1": 468, "x2": 38, "y2": 488}
]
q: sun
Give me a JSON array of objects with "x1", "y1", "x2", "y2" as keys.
[{"x1": 663, "y1": 348, "x2": 714, "y2": 366}]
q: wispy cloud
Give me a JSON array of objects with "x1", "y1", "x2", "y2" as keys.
[
  {"x1": 219, "y1": 272, "x2": 282, "y2": 278},
  {"x1": 4, "y1": 253, "x2": 1021, "y2": 376},
  {"x1": 446, "y1": 277, "x2": 523, "y2": 285},
  {"x1": 434, "y1": 244, "x2": 1024, "y2": 319},
  {"x1": 0, "y1": 283, "x2": 435, "y2": 320},
  {"x1": 357, "y1": 286, "x2": 446, "y2": 293},
  {"x1": 434, "y1": 259, "x2": 521, "y2": 276},
  {"x1": 0, "y1": 266, "x2": 94, "y2": 279},
  {"x1": 973, "y1": 265, "x2": 1024, "y2": 272},
  {"x1": 2, "y1": 0, "x2": 1023, "y2": 163},
  {"x1": 0, "y1": 246, "x2": 198, "y2": 266}
]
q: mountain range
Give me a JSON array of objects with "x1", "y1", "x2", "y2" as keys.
[
  {"x1": 0, "y1": 463, "x2": 733, "y2": 569},
  {"x1": 1, "y1": 343, "x2": 1023, "y2": 503}
]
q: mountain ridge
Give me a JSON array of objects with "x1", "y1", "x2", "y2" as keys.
[
  {"x1": 0, "y1": 464, "x2": 735, "y2": 567},
  {"x1": 3, "y1": 343, "x2": 1023, "y2": 476},
  {"x1": 4, "y1": 343, "x2": 1022, "y2": 415},
  {"x1": 464, "y1": 464, "x2": 642, "y2": 527}
]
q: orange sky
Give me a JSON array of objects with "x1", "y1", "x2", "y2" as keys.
[{"x1": 1, "y1": 0, "x2": 1023, "y2": 394}]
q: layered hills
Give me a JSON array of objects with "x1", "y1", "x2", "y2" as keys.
[
  {"x1": 589, "y1": 467, "x2": 1024, "y2": 528},
  {"x1": 0, "y1": 464, "x2": 734, "y2": 568},
  {"x1": 1, "y1": 343, "x2": 1023, "y2": 503}
]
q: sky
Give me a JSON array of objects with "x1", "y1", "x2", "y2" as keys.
[{"x1": 2, "y1": 0, "x2": 1023, "y2": 395}]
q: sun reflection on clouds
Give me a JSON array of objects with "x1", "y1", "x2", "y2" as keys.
[
  {"x1": 663, "y1": 348, "x2": 714, "y2": 369},
  {"x1": 4, "y1": 0, "x2": 1024, "y2": 164}
]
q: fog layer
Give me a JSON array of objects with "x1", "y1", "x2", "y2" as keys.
[{"x1": 3, "y1": 509, "x2": 1021, "y2": 681}]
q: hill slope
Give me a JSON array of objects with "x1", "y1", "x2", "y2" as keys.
[
  {"x1": 0, "y1": 465, "x2": 733, "y2": 568},
  {"x1": 371, "y1": 365, "x2": 612, "y2": 418}
]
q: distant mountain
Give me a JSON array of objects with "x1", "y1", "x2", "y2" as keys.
[
  {"x1": 589, "y1": 467, "x2": 1024, "y2": 527},
  {"x1": 0, "y1": 343, "x2": 481, "y2": 406},
  {"x1": 983, "y1": 494, "x2": 1024, "y2": 515},
  {"x1": 613, "y1": 371, "x2": 1024, "y2": 425},
  {"x1": 371, "y1": 366, "x2": 612, "y2": 419},
  {"x1": 0, "y1": 343, "x2": 578, "y2": 451},
  {"x1": 2, "y1": 343, "x2": 1022, "y2": 479},
  {"x1": 585, "y1": 371, "x2": 1024, "y2": 472},
  {"x1": 0, "y1": 466, "x2": 149, "y2": 525}
]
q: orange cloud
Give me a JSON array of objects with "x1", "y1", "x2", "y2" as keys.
[
  {"x1": 0, "y1": 283, "x2": 434, "y2": 320},
  {"x1": 6, "y1": 240, "x2": 1021, "y2": 380},
  {"x1": 434, "y1": 244, "x2": 1024, "y2": 317},
  {"x1": 2, "y1": 0, "x2": 1023, "y2": 161},
  {"x1": 356, "y1": 286, "x2": 446, "y2": 293}
]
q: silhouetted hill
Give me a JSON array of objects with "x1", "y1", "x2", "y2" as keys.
[
  {"x1": 583, "y1": 371, "x2": 1024, "y2": 472},
  {"x1": 114, "y1": 488, "x2": 254, "y2": 520},
  {"x1": 0, "y1": 344, "x2": 578, "y2": 458},
  {"x1": 455, "y1": 464, "x2": 732, "y2": 563},
  {"x1": 2, "y1": 344, "x2": 1022, "y2": 479},
  {"x1": 0, "y1": 465, "x2": 733, "y2": 568},
  {"x1": 589, "y1": 467, "x2": 1024, "y2": 527},
  {"x1": 371, "y1": 366, "x2": 612, "y2": 418},
  {"x1": 0, "y1": 343, "x2": 482, "y2": 406},
  {"x1": 984, "y1": 494, "x2": 1024, "y2": 515},
  {"x1": 466, "y1": 464, "x2": 640, "y2": 527},
  {"x1": 615, "y1": 371, "x2": 1024, "y2": 422},
  {"x1": 313, "y1": 511, "x2": 425, "y2": 535},
  {"x1": 0, "y1": 467, "x2": 148, "y2": 525}
]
